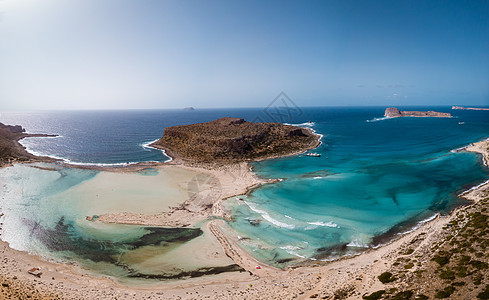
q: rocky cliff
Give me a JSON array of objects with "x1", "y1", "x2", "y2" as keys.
[
  {"x1": 0, "y1": 123, "x2": 57, "y2": 167},
  {"x1": 150, "y1": 117, "x2": 320, "y2": 164},
  {"x1": 384, "y1": 107, "x2": 451, "y2": 118}
]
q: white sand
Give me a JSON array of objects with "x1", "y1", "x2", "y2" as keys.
[{"x1": 1, "y1": 140, "x2": 488, "y2": 299}]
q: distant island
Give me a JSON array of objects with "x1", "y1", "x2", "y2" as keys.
[
  {"x1": 0, "y1": 122, "x2": 57, "y2": 167},
  {"x1": 452, "y1": 106, "x2": 489, "y2": 111},
  {"x1": 384, "y1": 107, "x2": 451, "y2": 118},
  {"x1": 150, "y1": 117, "x2": 320, "y2": 164},
  {"x1": 183, "y1": 107, "x2": 195, "y2": 111}
]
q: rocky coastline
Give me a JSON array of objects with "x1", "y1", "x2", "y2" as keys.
[
  {"x1": 452, "y1": 106, "x2": 489, "y2": 111},
  {"x1": 384, "y1": 107, "x2": 452, "y2": 118},
  {"x1": 150, "y1": 117, "x2": 321, "y2": 165},
  {"x1": 0, "y1": 122, "x2": 58, "y2": 167}
]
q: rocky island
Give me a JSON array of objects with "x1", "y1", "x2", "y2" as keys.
[
  {"x1": 452, "y1": 106, "x2": 489, "y2": 111},
  {"x1": 0, "y1": 122, "x2": 57, "y2": 167},
  {"x1": 150, "y1": 117, "x2": 320, "y2": 164},
  {"x1": 384, "y1": 107, "x2": 451, "y2": 118}
]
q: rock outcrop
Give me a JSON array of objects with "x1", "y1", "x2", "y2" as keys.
[
  {"x1": 452, "y1": 106, "x2": 489, "y2": 111},
  {"x1": 384, "y1": 107, "x2": 451, "y2": 118},
  {"x1": 150, "y1": 117, "x2": 320, "y2": 164},
  {"x1": 0, "y1": 123, "x2": 26, "y2": 133},
  {"x1": 0, "y1": 122, "x2": 57, "y2": 167}
]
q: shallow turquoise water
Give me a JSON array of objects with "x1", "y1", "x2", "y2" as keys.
[
  {"x1": 0, "y1": 164, "x2": 207, "y2": 280},
  {"x1": 224, "y1": 107, "x2": 489, "y2": 265},
  {"x1": 0, "y1": 107, "x2": 488, "y2": 272}
]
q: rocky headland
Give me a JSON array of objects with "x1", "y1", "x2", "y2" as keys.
[
  {"x1": 0, "y1": 122, "x2": 58, "y2": 167},
  {"x1": 150, "y1": 117, "x2": 320, "y2": 165},
  {"x1": 384, "y1": 107, "x2": 452, "y2": 118},
  {"x1": 452, "y1": 106, "x2": 489, "y2": 111}
]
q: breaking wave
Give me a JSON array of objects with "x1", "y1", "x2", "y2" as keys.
[{"x1": 244, "y1": 201, "x2": 295, "y2": 229}]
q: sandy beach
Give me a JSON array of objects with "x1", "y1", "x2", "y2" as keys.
[{"x1": 1, "y1": 139, "x2": 488, "y2": 299}]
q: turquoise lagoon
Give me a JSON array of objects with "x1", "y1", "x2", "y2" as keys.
[{"x1": 0, "y1": 107, "x2": 488, "y2": 275}]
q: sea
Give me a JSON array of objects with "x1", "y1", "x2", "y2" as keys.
[{"x1": 0, "y1": 106, "x2": 488, "y2": 279}]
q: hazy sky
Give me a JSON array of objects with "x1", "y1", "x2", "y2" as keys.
[{"x1": 1, "y1": 0, "x2": 488, "y2": 110}]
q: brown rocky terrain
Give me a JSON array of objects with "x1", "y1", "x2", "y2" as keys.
[
  {"x1": 452, "y1": 106, "x2": 489, "y2": 111},
  {"x1": 385, "y1": 107, "x2": 451, "y2": 118},
  {"x1": 0, "y1": 122, "x2": 57, "y2": 167},
  {"x1": 150, "y1": 117, "x2": 320, "y2": 164},
  {"x1": 361, "y1": 194, "x2": 489, "y2": 300}
]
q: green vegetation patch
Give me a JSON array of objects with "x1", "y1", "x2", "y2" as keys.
[
  {"x1": 363, "y1": 290, "x2": 385, "y2": 300},
  {"x1": 378, "y1": 272, "x2": 397, "y2": 284}
]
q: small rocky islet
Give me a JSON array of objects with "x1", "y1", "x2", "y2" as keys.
[{"x1": 384, "y1": 107, "x2": 452, "y2": 118}]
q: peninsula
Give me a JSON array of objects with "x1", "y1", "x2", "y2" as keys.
[
  {"x1": 384, "y1": 107, "x2": 451, "y2": 118},
  {"x1": 0, "y1": 122, "x2": 57, "y2": 167},
  {"x1": 150, "y1": 117, "x2": 320, "y2": 164},
  {"x1": 452, "y1": 106, "x2": 489, "y2": 111}
]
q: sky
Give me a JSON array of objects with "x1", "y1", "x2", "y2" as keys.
[{"x1": 0, "y1": 0, "x2": 488, "y2": 110}]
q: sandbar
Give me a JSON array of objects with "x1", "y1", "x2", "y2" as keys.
[{"x1": 0, "y1": 140, "x2": 488, "y2": 299}]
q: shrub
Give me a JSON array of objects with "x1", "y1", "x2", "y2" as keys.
[
  {"x1": 454, "y1": 265, "x2": 468, "y2": 277},
  {"x1": 478, "y1": 285, "x2": 489, "y2": 299},
  {"x1": 378, "y1": 272, "x2": 397, "y2": 284},
  {"x1": 363, "y1": 290, "x2": 385, "y2": 300},
  {"x1": 435, "y1": 291, "x2": 450, "y2": 298},
  {"x1": 404, "y1": 248, "x2": 414, "y2": 255},
  {"x1": 470, "y1": 260, "x2": 489, "y2": 270},
  {"x1": 439, "y1": 268, "x2": 455, "y2": 280},
  {"x1": 432, "y1": 254, "x2": 450, "y2": 266},
  {"x1": 473, "y1": 274, "x2": 484, "y2": 285},
  {"x1": 391, "y1": 290, "x2": 413, "y2": 300},
  {"x1": 435, "y1": 286, "x2": 456, "y2": 298},
  {"x1": 404, "y1": 262, "x2": 414, "y2": 269}
]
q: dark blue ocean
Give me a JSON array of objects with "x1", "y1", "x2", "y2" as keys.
[{"x1": 1, "y1": 107, "x2": 488, "y2": 267}]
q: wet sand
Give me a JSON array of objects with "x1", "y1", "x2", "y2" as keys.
[{"x1": 0, "y1": 140, "x2": 488, "y2": 299}]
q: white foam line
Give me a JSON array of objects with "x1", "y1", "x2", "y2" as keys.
[
  {"x1": 244, "y1": 201, "x2": 295, "y2": 229},
  {"x1": 346, "y1": 239, "x2": 369, "y2": 248},
  {"x1": 280, "y1": 245, "x2": 307, "y2": 258},
  {"x1": 141, "y1": 139, "x2": 172, "y2": 162},
  {"x1": 286, "y1": 250, "x2": 306, "y2": 258},
  {"x1": 283, "y1": 121, "x2": 323, "y2": 145},
  {"x1": 19, "y1": 139, "x2": 168, "y2": 167},
  {"x1": 458, "y1": 179, "x2": 489, "y2": 197},
  {"x1": 141, "y1": 138, "x2": 160, "y2": 149},
  {"x1": 280, "y1": 245, "x2": 301, "y2": 251},
  {"x1": 450, "y1": 137, "x2": 489, "y2": 166},
  {"x1": 450, "y1": 146, "x2": 467, "y2": 153},
  {"x1": 366, "y1": 116, "x2": 392, "y2": 123},
  {"x1": 396, "y1": 213, "x2": 440, "y2": 236},
  {"x1": 283, "y1": 122, "x2": 315, "y2": 127},
  {"x1": 307, "y1": 221, "x2": 339, "y2": 228}
]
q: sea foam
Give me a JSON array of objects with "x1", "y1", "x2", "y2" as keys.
[
  {"x1": 307, "y1": 221, "x2": 339, "y2": 228},
  {"x1": 141, "y1": 139, "x2": 173, "y2": 162},
  {"x1": 366, "y1": 116, "x2": 392, "y2": 122},
  {"x1": 244, "y1": 201, "x2": 295, "y2": 229}
]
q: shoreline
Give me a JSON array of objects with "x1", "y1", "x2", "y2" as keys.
[{"x1": 0, "y1": 136, "x2": 488, "y2": 298}]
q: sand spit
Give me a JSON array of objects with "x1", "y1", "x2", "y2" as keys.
[
  {"x1": 1, "y1": 140, "x2": 488, "y2": 299},
  {"x1": 96, "y1": 162, "x2": 267, "y2": 227}
]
